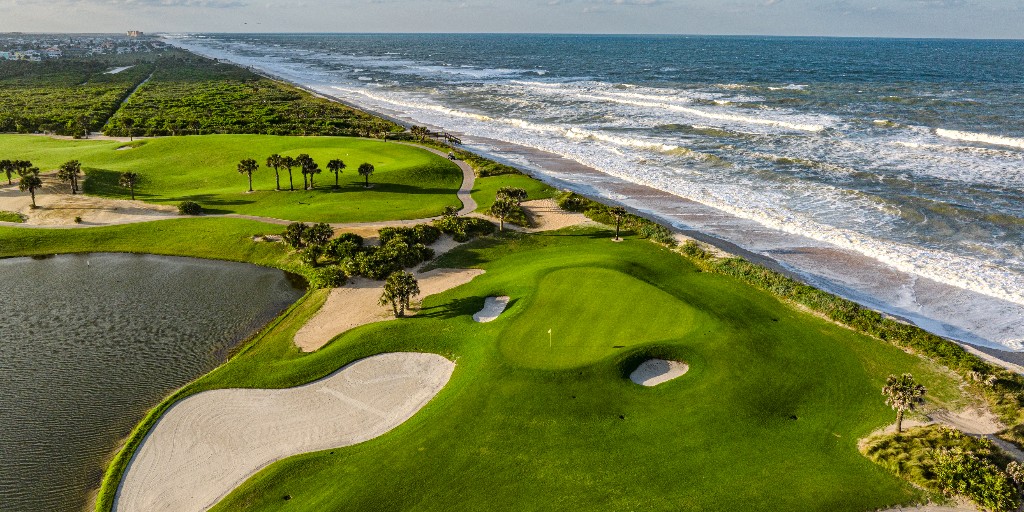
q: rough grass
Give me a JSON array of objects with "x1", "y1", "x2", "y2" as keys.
[
  {"x1": 0, "y1": 210, "x2": 26, "y2": 223},
  {"x1": 0, "y1": 134, "x2": 463, "y2": 222},
  {"x1": 863, "y1": 425, "x2": 1014, "y2": 494}
]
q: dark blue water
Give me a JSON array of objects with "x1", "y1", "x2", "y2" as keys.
[
  {"x1": 170, "y1": 34, "x2": 1024, "y2": 349},
  {"x1": 0, "y1": 253, "x2": 304, "y2": 512}
]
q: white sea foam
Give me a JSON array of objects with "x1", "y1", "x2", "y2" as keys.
[{"x1": 936, "y1": 129, "x2": 1024, "y2": 150}]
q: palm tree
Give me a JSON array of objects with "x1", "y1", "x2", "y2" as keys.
[
  {"x1": 266, "y1": 154, "x2": 283, "y2": 191},
  {"x1": 609, "y1": 206, "x2": 627, "y2": 241},
  {"x1": 490, "y1": 196, "x2": 518, "y2": 232},
  {"x1": 57, "y1": 160, "x2": 82, "y2": 194},
  {"x1": 327, "y1": 159, "x2": 346, "y2": 188},
  {"x1": 237, "y1": 158, "x2": 258, "y2": 192},
  {"x1": 882, "y1": 373, "x2": 926, "y2": 433},
  {"x1": 379, "y1": 270, "x2": 420, "y2": 317},
  {"x1": 358, "y1": 163, "x2": 375, "y2": 188},
  {"x1": 282, "y1": 156, "x2": 297, "y2": 191},
  {"x1": 1, "y1": 159, "x2": 15, "y2": 185},
  {"x1": 295, "y1": 154, "x2": 313, "y2": 190},
  {"x1": 119, "y1": 171, "x2": 139, "y2": 200},
  {"x1": 19, "y1": 167, "x2": 42, "y2": 208},
  {"x1": 304, "y1": 160, "x2": 322, "y2": 189}
]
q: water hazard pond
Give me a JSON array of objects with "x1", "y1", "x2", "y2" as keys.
[{"x1": 0, "y1": 253, "x2": 305, "y2": 512}]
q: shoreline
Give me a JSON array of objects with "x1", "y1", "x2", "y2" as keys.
[{"x1": 162, "y1": 39, "x2": 1024, "y2": 368}]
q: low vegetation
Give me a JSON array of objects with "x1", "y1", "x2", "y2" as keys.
[
  {"x1": 558, "y1": 191, "x2": 676, "y2": 245},
  {"x1": 0, "y1": 210, "x2": 25, "y2": 223},
  {"x1": 103, "y1": 53, "x2": 399, "y2": 138},
  {"x1": 864, "y1": 425, "x2": 1020, "y2": 512},
  {"x1": 0, "y1": 59, "x2": 153, "y2": 136}
]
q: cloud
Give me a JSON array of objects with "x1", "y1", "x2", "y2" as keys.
[{"x1": 7, "y1": 0, "x2": 247, "y2": 6}]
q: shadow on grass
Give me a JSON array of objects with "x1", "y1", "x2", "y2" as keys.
[{"x1": 417, "y1": 296, "x2": 483, "y2": 320}]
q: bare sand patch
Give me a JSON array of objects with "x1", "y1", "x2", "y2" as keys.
[
  {"x1": 630, "y1": 359, "x2": 689, "y2": 386},
  {"x1": 520, "y1": 198, "x2": 592, "y2": 232},
  {"x1": 0, "y1": 177, "x2": 176, "y2": 226},
  {"x1": 473, "y1": 296, "x2": 510, "y2": 323},
  {"x1": 294, "y1": 267, "x2": 484, "y2": 352},
  {"x1": 114, "y1": 352, "x2": 454, "y2": 512}
]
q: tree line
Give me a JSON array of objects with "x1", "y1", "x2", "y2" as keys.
[{"x1": 238, "y1": 154, "x2": 377, "y2": 192}]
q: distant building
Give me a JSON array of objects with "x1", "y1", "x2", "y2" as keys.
[
  {"x1": 127, "y1": 31, "x2": 143, "y2": 37},
  {"x1": 45, "y1": 47, "x2": 62, "y2": 58}
]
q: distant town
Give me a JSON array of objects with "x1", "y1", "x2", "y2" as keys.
[{"x1": 0, "y1": 32, "x2": 165, "y2": 61}]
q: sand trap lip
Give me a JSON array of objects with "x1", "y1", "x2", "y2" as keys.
[
  {"x1": 630, "y1": 359, "x2": 689, "y2": 386},
  {"x1": 114, "y1": 352, "x2": 455, "y2": 512},
  {"x1": 473, "y1": 296, "x2": 510, "y2": 323}
]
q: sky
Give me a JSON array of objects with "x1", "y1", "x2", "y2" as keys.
[{"x1": 1, "y1": 0, "x2": 1022, "y2": 39}]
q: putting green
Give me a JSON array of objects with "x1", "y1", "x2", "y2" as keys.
[
  {"x1": 0, "y1": 134, "x2": 462, "y2": 223},
  {"x1": 499, "y1": 267, "x2": 698, "y2": 369}
]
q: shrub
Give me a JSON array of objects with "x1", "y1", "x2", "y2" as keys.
[
  {"x1": 304, "y1": 223, "x2": 334, "y2": 246},
  {"x1": 326, "y1": 239, "x2": 361, "y2": 260},
  {"x1": 934, "y1": 449, "x2": 1019, "y2": 512},
  {"x1": 73, "y1": 216, "x2": 82, "y2": 224},
  {"x1": 177, "y1": 201, "x2": 201, "y2": 215},
  {"x1": 334, "y1": 232, "x2": 364, "y2": 247},
  {"x1": 433, "y1": 215, "x2": 495, "y2": 242},
  {"x1": 310, "y1": 266, "x2": 347, "y2": 289},
  {"x1": 378, "y1": 224, "x2": 441, "y2": 246},
  {"x1": 282, "y1": 222, "x2": 308, "y2": 249},
  {"x1": 300, "y1": 244, "x2": 325, "y2": 267}
]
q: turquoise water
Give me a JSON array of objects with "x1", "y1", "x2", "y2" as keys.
[{"x1": 0, "y1": 253, "x2": 304, "y2": 512}]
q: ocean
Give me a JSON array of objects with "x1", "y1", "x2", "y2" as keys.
[{"x1": 165, "y1": 33, "x2": 1024, "y2": 355}]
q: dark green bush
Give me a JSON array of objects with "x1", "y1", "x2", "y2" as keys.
[
  {"x1": 557, "y1": 192, "x2": 676, "y2": 246},
  {"x1": 378, "y1": 224, "x2": 441, "y2": 246},
  {"x1": 433, "y1": 215, "x2": 496, "y2": 242},
  {"x1": 309, "y1": 265, "x2": 347, "y2": 289},
  {"x1": 177, "y1": 201, "x2": 201, "y2": 215},
  {"x1": 935, "y1": 449, "x2": 1019, "y2": 512}
]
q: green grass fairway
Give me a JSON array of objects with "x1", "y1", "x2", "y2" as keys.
[
  {"x1": 172, "y1": 228, "x2": 966, "y2": 512},
  {"x1": 0, "y1": 135, "x2": 462, "y2": 222}
]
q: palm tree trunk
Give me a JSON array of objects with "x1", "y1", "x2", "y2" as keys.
[
  {"x1": 275, "y1": 170, "x2": 280, "y2": 191},
  {"x1": 130, "y1": 185, "x2": 135, "y2": 200},
  {"x1": 335, "y1": 172, "x2": 339, "y2": 187},
  {"x1": 896, "y1": 410, "x2": 904, "y2": 433},
  {"x1": 288, "y1": 170, "x2": 294, "y2": 191},
  {"x1": 398, "y1": 298, "x2": 405, "y2": 317},
  {"x1": 615, "y1": 219, "x2": 620, "y2": 240},
  {"x1": 303, "y1": 174, "x2": 308, "y2": 190},
  {"x1": 310, "y1": 175, "x2": 315, "y2": 189},
  {"x1": 30, "y1": 189, "x2": 36, "y2": 208},
  {"x1": 248, "y1": 174, "x2": 253, "y2": 192},
  {"x1": 499, "y1": 217, "x2": 504, "y2": 231},
  {"x1": 364, "y1": 176, "x2": 369, "y2": 188},
  {"x1": 391, "y1": 300, "x2": 399, "y2": 317}
]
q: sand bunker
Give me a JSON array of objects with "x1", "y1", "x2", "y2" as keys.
[
  {"x1": 294, "y1": 268, "x2": 484, "y2": 352},
  {"x1": 520, "y1": 198, "x2": 592, "y2": 232},
  {"x1": 114, "y1": 352, "x2": 455, "y2": 512},
  {"x1": 629, "y1": 359, "x2": 689, "y2": 386},
  {"x1": 0, "y1": 176, "x2": 176, "y2": 226},
  {"x1": 473, "y1": 296, "x2": 510, "y2": 323}
]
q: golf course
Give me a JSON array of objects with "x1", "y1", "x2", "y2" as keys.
[
  {"x1": 0, "y1": 134, "x2": 464, "y2": 222},
  {"x1": 2, "y1": 54, "x2": 1023, "y2": 512}
]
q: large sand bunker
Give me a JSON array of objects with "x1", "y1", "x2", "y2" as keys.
[
  {"x1": 520, "y1": 198, "x2": 592, "y2": 232},
  {"x1": 114, "y1": 352, "x2": 455, "y2": 512},
  {"x1": 630, "y1": 359, "x2": 689, "y2": 387},
  {"x1": 294, "y1": 268, "x2": 484, "y2": 352},
  {"x1": 473, "y1": 296, "x2": 510, "y2": 323},
  {"x1": 0, "y1": 176, "x2": 176, "y2": 226}
]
